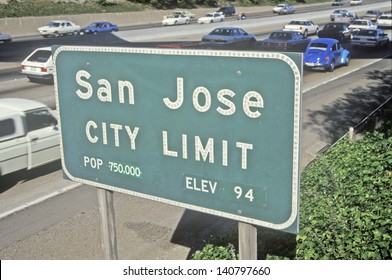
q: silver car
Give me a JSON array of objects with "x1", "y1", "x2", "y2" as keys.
[{"x1": 351, "y1": 28, "x2": 390, "y2": 48}]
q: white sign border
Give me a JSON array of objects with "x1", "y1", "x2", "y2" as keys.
[{"x1": 53, "y1": 45, "x2": 302, "y2": 231}]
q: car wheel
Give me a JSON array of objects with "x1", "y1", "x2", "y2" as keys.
[
  {"x1": 210, "y1": 20, "x2": 214, "y2": 23},
  {"x1": 174, "y1": 21, "x2": 177, "y2": 25},
  {"x1": 303, "y1": 30, "x2": 308, "y2": 37},
  {"x1": 345, "y1": 55, "x2": 350, "y2": 66},
  {"x1": 329, "y1": 60, "x2": 335, "y2": 72},
  {"x1": 384, "y1": 39, "x2": 390, "y2": 48},
  {"x1": 53, "y1": 32, "x2": 59, "y2": 37},
  {"x1": 185, "y1": 20, "x2": 189, "y2": 24}
]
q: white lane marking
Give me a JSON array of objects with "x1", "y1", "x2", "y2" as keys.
[{"x1": 0, "y1": 183, "x2": 81, "y2": 220}]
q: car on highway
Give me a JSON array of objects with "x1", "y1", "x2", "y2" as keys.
[
  {"x1": 201, "y1": 27, "x2": 256, "y2": 48},
  {"x1": 330, "y1": 9, "x2": 349, "y2": 21},
  {"x1": 272, "y1": 4, "x2": 295, "y2": 15},
  {"x1": 350, "y1": 0, "x2": 362, "y2": 5},
  {"x1": 37, "y1": 20, "x2": 80, "y2": 37},
  {"x1": 351, "y1": 28, "x2": 390, "y2": 48},
  {"x1": 164, "y1": 10, "x2": 195, "y2": 19},
  {"x1": 377, "y1": 13, "x2": 392, "y2": 28},
  {"x1": 260, "y1": 30, "x2": 311, "y2": 52},
  {"x1": 362, "y1": 10, "x2": 382, "y2": 22},
  {"x1": 0, "y1": 98, "x2": 60, "y2": 176},
  {"x1": 19, "y1": 47, "x2": 54, "y2": 84},
  {"x1": 348, "y1": 19, "x2": 377, "y2": 32},
  {"x1": 78, "y1": 21, "x2": 118, "y2": 35},
  {"x1": 331, "y1": 12, "x2": 359, "y2": 24},
  {"x1": 162, "y1": 14, "x2": 190, "y2": 25},
  {"x1": 217, "y1": 6, "x2": 236, "y2": 16},
  {"x1": 283, "y1": 20, "x2": 319, "y2": 37},
  {"x1": 197, "y1": 12, "x2": 225, "y2": 24},
  {"x1": 0, "y1": 32, "x2": 11, "y2": 43},
  {"x1": 332, "y1": 0, "x2": 344, "y2": 6},
  {"x1": 304, "y1": 38, "x2": 350, "y2": 72},
  {"x1": 317, "y1": 22, "x2": 353, "y2": 42}
]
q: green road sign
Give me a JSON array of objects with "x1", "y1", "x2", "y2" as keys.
[{"x1": 54, "y1": 46, "x2": 302, "y2": 233}]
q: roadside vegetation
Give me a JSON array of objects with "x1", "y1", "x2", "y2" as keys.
[
  {"x1": 192, "y1": 71, "x2": 392, "y2": 260},
  {"x1": 0, "y1": 0, "x2": 328, "y2": 18}
]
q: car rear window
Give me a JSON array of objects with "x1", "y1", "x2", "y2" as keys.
[
  {"x1": 0, "y1": 118, "x2": 16, "y2": 139},
  {"x1": 27, "y1": 50, "x2": 51, "y2": 63},
  {"x1": 309, "y1": 43, "x2": 328, "y2": 50},
  {"x1": 357, "y1": 30, "x2": 377, "y2": 36}
]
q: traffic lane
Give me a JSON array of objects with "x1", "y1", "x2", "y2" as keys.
[
  {"x1": 301, "y1": 57, "x2": 392, "y2": 168},
  {"x1": 0, "y1": 77, "x2": 56, "y2": 109},
  {"x1": 0, "y1": 1, "x2": 389, "y2": 67}
]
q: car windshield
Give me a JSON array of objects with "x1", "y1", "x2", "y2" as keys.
[
  {"x1": 353, "y1": 21, "x2": 367, "y2": 25},
  {"x1": 379, "y1": 15, "x2": 392, "y2": 19},
  {"x1": 27, "y1": 50, "x2": 51, "y2": 63},
  {"x1": 47, "y1": 22, "x2": 60, "y2": 27},
  {"x1": 270, "y1": 32, "x2": 292, "y2": 40},
  {"x1": 357, "y1": 30, "x2": 377, "y2": 36},
  {"x1": 309, "y1": 42, "x2": 328, "y2": 50}
]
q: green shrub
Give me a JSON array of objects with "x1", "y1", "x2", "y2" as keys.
[
  {"x1": 296, "y1": 123, "x2": 392, "y2": 259},
  {"x1": 192, "y1": 243, "x2": 238, "y2": 260},
  {"x1": 192, "y1": 123, "x2": 392, "y2": 260}
]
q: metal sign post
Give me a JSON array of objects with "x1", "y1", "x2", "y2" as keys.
[
  {"x1": 97, "y1": 188, "x2": 118, "y2": 260},
  {"x1": 54, "y1": 46, "x2": 302, "y2": 236}
]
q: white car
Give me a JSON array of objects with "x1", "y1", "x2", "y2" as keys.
[
  {"x1": 350, "y1": 0, "x2": 362, "y2": 5},
  {"x1": 20, "y1": 47, "x2": 54, "y2": 84},
  {"x1": 197, "y1": 12, "x2": 225, "y2": 24},
  {"x1": 162, "y1": 14, "x2": 190, "y2": 26},
  {"x1": 37, "y1": 20, "x2": 80, "y2": 37},
  {"x1": 272, "y1": 4, "x2": 295, "y2": 15},
  {"x1": 377, "y1": 13, "x2": 392, "y2": 28},
  {"x1": 0, "y1": 98, "x2": 60, "y2": 176},
  {"x1": 173, "y1": 10, "x2": 195, "y2": 19},
  {"x1": 349, "y1": 19, "x2": 377, "y2": 32},
  {"x1": 351, "y1": 28, "x2": 389, "y2": 48},
  {"x1": 284, "y1": 20, "x2": 319, "y2": 37}
]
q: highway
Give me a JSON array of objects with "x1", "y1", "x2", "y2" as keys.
[{"x1": 0, "y1": 1, "x2": 391, "y2": 259}]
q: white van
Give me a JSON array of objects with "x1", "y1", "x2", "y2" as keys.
[
  {"x1": 0, "y1": 98, "x2": 60, "y2": 176},
  {"x1": 20, "y1": 47, "x2": 54, "y2": 84}
]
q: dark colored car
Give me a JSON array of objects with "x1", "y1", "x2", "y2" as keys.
[
  {"x1": 78, "y1": 21, "x2": 118, "y2": 35},
  {"x1": 260, "y1": 30, "x2": 311, "y2": 52},
  {"x1": 317, "y1": 22, "x2": 353, "y2": 42},
  {"x1": 217, "y1": 6, "x2": 236, "y2": 16}
]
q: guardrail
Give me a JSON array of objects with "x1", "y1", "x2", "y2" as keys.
[{"x1": 320, "y1": 96, "x2": 392, "y2": 154}]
